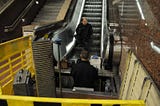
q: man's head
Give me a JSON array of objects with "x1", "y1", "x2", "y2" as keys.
[
  {"x1": 81, "y1": 17, "x2": 88, "y2": 25},
  {"x1": 80, "y1": 48, "x2": 89, "y2": 60}
]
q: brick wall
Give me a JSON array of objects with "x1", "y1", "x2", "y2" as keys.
[
  {"x1": 126, "y1": 21, "x2": 160, "y2": 90},
  {"x1": 146, "y1": 0, "x2": 160, "y2": 26}
]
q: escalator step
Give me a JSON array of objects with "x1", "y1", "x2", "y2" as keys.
[
  {"x1": 84, "y1": 5, "x2": 102, "y2": 9},
  {"x1": 85, "y1": 1, "x2": 102, "y2": 5},
  {"x1": 92, "y1": 33, "x2": 101, "y2": 39},
  {"x1": 89, "y1": 22, "x2": 101, "y2": 27},
  {"x1": 86, "y1": 17, "x2": 101, "y2": 22},
  {"x1": 86, "y1": 0, "x2": 102, "y2": 1},
  {"x1": 82, "y1": 13, "x2": 102, "y2": 17},
  {"x1": 92, "y1": 40, "x2": 101, "y2": 45},
  {"x1": 92, "y1": 27, "x2": 101, "y2": 33},
  {"x1": 84, "y1": 8, "x2": 102, "y2": 12},
  {"x1": 90, "y1": 47, "x2": 100, "y2": 52}
]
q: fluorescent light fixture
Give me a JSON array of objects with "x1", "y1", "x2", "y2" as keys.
[
  {"x1": 35, "y1": 1, "x2": 39, "y2": 4},
  {"x1": 22, "y1": 18, "x2": 25, "y2": 22}
]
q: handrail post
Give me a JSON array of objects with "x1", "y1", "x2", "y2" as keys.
[{"x1": 54, "y1": 38, "x2": 62, "y2": 97}]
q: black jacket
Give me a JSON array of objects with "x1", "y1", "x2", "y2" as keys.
[
  {"x1": 76, "y1": 23, "x2": 93, "y2": 41},
  {"x1": 71, "y1": 60, "x2": 98, "y2": 88}
]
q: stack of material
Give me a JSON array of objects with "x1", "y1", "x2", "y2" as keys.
[{"x1": 32, "y1": 40, "x2": 56, "y2": 97}]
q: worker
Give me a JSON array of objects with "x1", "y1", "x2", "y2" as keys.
[
  {"x1": 71, "y1": 48, "x2": 98, "y2": 89},
  {"x1": 75, "y1": 17, "x2": 93, "y2": 48}
]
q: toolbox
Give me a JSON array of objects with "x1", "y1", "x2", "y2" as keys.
[{"x1": 13, "y1": 69, "x2": 34, "y2": 96}]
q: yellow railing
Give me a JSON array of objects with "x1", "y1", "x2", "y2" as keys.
[
  {"x1": 0, "y1": 95, "x2": 145, "y2": 106},
  {"x1": 0, "y1": 36, "x2": 35, "y2": 95}
]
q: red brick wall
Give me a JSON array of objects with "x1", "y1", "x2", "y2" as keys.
[
  {"x1": 126, "y1": 21, "x2": 160, "y2": 90},
  {"x1": 147, "y1": 0, "x2": 160, "y2": 25}
]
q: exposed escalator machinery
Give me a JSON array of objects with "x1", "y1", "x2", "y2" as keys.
[{"x1": 75, "y1": 0, "x2": 102, "y2": 56}]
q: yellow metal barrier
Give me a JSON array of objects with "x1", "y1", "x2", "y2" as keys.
[
  {"x1": 0, "y1": 36, "x2": 35, "y2": 95},
  {"x1": 0, "y1": 95, "x2": 145, "y2": 106}
]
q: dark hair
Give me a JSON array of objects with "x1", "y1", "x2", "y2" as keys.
[
  {"x1": 81, "y1": 18, "x2": 84, "y2": 22},
  {"x1": 80, "y1": 48, "x2": 89, "y2": 59}
]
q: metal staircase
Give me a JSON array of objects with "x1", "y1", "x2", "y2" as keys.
[
  {"x1": 118, "y1": 0, "x2": 140, "y2": 33},
  {"x1": 32, "y1": 0, "x2": 64, "y2": 25}
]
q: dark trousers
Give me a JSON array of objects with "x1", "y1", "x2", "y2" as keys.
[{"x1": 76, "y1": 37, "x2": 91, "y2": 51}]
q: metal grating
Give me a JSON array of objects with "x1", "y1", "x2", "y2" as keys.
[{"x1": 32, "y1": 40, "x2": 56, "y2": 97}]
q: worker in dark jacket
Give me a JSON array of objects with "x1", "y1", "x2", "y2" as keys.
[
  {"x1": 75, "y1": 17, "x2": 93, "y2": 47},
  {"x1": 71, "y1": 48, "x2": 98, "y2": 89}
]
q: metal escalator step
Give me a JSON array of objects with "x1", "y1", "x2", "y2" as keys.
[
  {"x1": 92, "y1": 27, "x2": 101, "y2": 33},
  {"x1": 119, "y1": 5, "x2": 137, "y2": 8},
  {"x1": 120, "y1": 17, "x2": 139, "y2": 20},
  {"x1": 36, "y1": 15, "x2": 57, "y2": 20},
  {"x1": 121, "y1": 13, "x2": 140, "y2": 18},
  {"x1": 39, "y1": 9, "x2": 60, "y2": 13},
  {"x1": 84, "y1": 8, "x2": 102, "y2": 12},
  {"x1": 86, "y1": 0, "x2": 102, "y2": 2},
  {"x1": 82, "y1": 13, "x2": 102, "y2": 17},
  {"x1": 37, "y1": 11, "x2": 58, "y2": 15},
  {"x1": 43, "y1": 5, "x2": 61, "y2": 10},
  {"x1": 90, "y1": 47, "x2": 100, "y2": 52},
  {"x1": 85, "y1": 1, "x2": 102, "y2": 5},
  {"x1": 34, "y1": 19, "x2": 55, "y2": 23},
  {"x1": 121, "y1": 2, "x2": 136, "y2": 5},
  {"x1": 84, "y1": 5, "x2": 102, "y2": 9},
  {"x1": 91, "y1": 40, "x2": 101, "y2": 46},
  {"x1": 89, "y1": 22, "x2": 101, "y2": 27},
  {"x1": 86, "y1": 17, "x2": 101, "y2": 22},
  {"x1": 92, "y1": 33, "x2": 101, "y2": 39},
  {"x1": 119, "y1": 9, "x2": 138, "y2": 14},
  {"x1": 37, "y1": 14, "x2": 57, "y2": 18},
  {"x1": 45, "y1": 0, "x2": 64, "y2": 6}
]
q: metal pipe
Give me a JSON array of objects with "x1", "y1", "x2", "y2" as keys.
[
  {"x1": 150, "y1": 41, "x2": 160, "y2": 54},
  {"x1": 54, "y1": 38, "x2": 62, "y2": 97},
  {"x1": 57, "y1": 44, "x2": 62, "y2": 97}
]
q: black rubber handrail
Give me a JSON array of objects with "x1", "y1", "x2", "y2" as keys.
[
  {"x1": 101, "y1": 0, "x2": 110, "y2": 59},
  {"x1": 0, "y1": 0, "x2": 14, "y2": 14},
  {"x1": 33, "y1": 20, "x2": 64, "y2": 41},
  {"x1": 4, "y1": 0, "x2": 36, "y2": 32}
]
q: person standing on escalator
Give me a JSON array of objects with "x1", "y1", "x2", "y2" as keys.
[
  {"x1": 75, "y1": 17, "x2": 93, "y2": 49},
  {"x1": 71, "y1": 48, "x2": 98, "y2": 89}
]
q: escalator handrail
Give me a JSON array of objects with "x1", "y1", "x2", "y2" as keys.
[
  {"x1": 4, "y1": 0, "x2": 36, "y2": 32},
  {"x1": 33, "y1": 0, "x2": 78, "y2": 41},
  {"x1": 52, "y1": 0, "x2": 86, "y2": 61},
  {"x1": 34, "y1": 20, "x2": 64, "y2": 35},
  {"x1": 0, "y1": 0, "x2": 14, "y2": 14},
  {"x1": 63, "y1": 0, "x2": 86, "y2": 58},
  {"x1": 101, "y1": 0, "x2": 109, "y2": 58}
]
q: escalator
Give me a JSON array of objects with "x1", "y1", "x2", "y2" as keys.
[
  {"x1": 33, "y1": 0, "x2": 109, "y2": 64},
  {"x1": 69, "y1": 0, "x2": 103, "y2": 59},
  {"x1": 33, "y1": 0, "x2": 118, "y2": 97}
]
